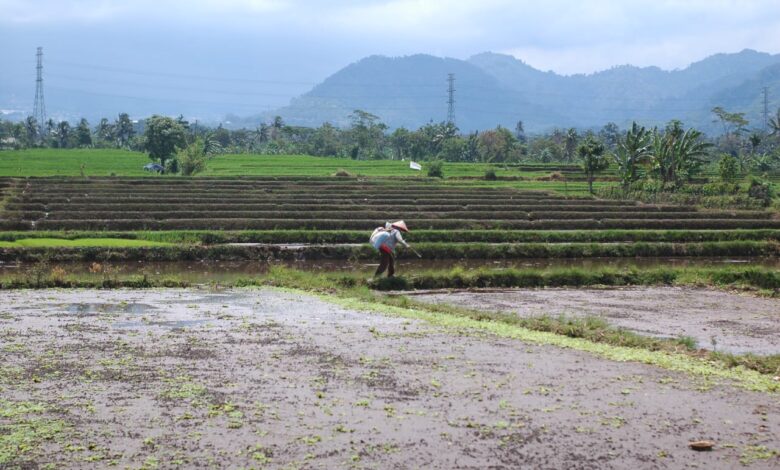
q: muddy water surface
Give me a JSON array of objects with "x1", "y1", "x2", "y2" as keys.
[
  {"x1": 412, "y1": 287, "x2": 780, "y2": 355},
  {"x1": 1, "y1": 288, "x2": 778, "y2": 468}
]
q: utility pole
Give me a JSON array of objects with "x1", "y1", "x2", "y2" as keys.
[
  {"x1": 446, "y1": 73, "x2": 455, "y2": 125},
  {"x1": 762, "y1": 86, "x2": 769, "y2": 132},
  {"x1": 33, "y1": 46, "x2": 47, "y2": 136}
]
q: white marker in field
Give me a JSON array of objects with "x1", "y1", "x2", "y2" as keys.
[{"x1": 409, "y1": 161, "x2": 422, "y2": 171}]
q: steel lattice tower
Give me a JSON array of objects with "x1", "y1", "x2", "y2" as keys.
[
  {"x1": 446, "y1": 73, "x2": 456, "y2": 125},
  {"x1": 762, "y1": 87, "x2": 769, "y2": 132},
  {"x1": 33, "y1": 47, "x2": 47, "y2": 131}
]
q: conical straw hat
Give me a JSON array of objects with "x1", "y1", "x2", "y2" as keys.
[{"x1": 391, "y1": 220, "x2": 409, "y2": 232}]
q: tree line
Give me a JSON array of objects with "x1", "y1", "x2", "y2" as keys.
[{"x1": 1, "y1": 107, "x2": 779, "y2": 183}]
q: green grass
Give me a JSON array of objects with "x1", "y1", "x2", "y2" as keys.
[
  {"x1": 0, "y1": 149, "x2": 537, "y2": 178},
  {"x1": 0, "y1": 149, "x2": 149, "y2": 176},
  {"x1": 0, "y1": 238, "x2": 173, "y2": 248},
  {"x1": 0, "y1": 149, "x2": 598, "y2": 194},
  {"x1": 206, "y1": 153, "x2": 494, "y2": 177}
]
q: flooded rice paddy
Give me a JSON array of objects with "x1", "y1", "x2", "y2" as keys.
[
  {"x1": 1, "y1": 287, "x2": 778, "y2": 468},
  {"x1": 411, "y1": 286, "x2": 780, "y2": 355}
]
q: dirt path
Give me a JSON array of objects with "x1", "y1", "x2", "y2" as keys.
[
  {"x1": 411, "y1": 286, "x2": 780, "y2": 355},
  {"x1": 1, "y1": 288, "x2": 778, "y2": 469}
]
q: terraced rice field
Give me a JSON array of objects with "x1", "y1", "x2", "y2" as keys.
[
  {"x1": 1, "y1": 177, "x2": 777, "y2": 231},
  {"x1": 1, "y1": 175, "x2": 779, "y2": 469},
  {"x1": 0, "y1": 176, "x2": 778, "y2": 262}
]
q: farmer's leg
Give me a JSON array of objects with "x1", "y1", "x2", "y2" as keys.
[
  {"x1": 387, "y1": 252, "x2": 395, "y2": 277},
  {"x1": 375, "y1": 251, "x2": 389, "y2": 276}
]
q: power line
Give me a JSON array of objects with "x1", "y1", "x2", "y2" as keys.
[{"x1": 46, "y1": 59, "x2": 317, "y2": 87}]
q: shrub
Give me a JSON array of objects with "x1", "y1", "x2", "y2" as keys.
[
  {"x1": 164, "y1": 158, "x2": 179, "y2": 174},
  {"x1": 427, "y1": 161, "x2": 444, "y2": 178},
  {"x1": 177, "y1": 139, "x2": 208, "y2": 176},
  {"x1": 332, "y1": 169, "x2": 353, "y2": 177},
  {"x1": 484, "y1": 168, "x2": 497, "y2": 181},
  {"x1": 698, "y1": 182, "x2": 740, "y2": 196},
  {"x1": 718, "y1": 154, "x2": 739, "y2": 181},
  {"x1": 369, "y1": 276, "x2": 410, "y2": 290},
  {"x1": 747, "y1": 176, "x2": 775, "y2": 207}
]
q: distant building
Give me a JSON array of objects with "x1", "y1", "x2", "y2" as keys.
[{"x1": 0, "y1": 137, "x2": 18, "y2": 150}]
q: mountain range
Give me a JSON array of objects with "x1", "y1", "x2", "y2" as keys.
[{"x1": 256, "y1": 49, "x2": 780, "y2": 134}]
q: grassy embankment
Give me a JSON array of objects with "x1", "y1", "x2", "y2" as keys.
[
  {"x1": 1, "y1": 229, "x2": 779, "y2": 244},
  {"x1": 1, "y1": 240, "x2": 778, "y2": 263},
  {"x1": 0, "y1": 238, "x2": 172, "y2": 248}
]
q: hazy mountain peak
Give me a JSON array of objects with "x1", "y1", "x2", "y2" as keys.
[{"x1": 248, "y1": 49, "x2": 780, "y2": 134}]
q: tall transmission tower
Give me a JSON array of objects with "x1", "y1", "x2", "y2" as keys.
[
  {"x1": 762, "y1": 86, "x2": 769, "y2": 132},
  {"x1": 33, "y1": 46, "x2": 47, "y2": 132},
  {"x1": 446, "y1": 73, "x2": 456, "y2": 125}
]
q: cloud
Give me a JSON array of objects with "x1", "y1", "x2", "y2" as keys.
[
  {"x1": 0, "y1": 0, "x2": 289, "y2": 23},
  {"x1": 505, "y1": 23, "x2": 780, "y2": 75},
  {"x1": 1, "y1": 0, "x2": 779, "y2": 73}
]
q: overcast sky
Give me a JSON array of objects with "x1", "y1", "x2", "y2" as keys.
[{"x1": 2, "y1": 0, "x2": 779, "y2": 118}]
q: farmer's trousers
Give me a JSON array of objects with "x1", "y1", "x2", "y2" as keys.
[{"x1": 375, "y1": 249, "x2": 395, "y2": 277}]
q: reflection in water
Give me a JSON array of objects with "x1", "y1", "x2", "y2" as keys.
[
  {"x1": 113, "y1": 319, "x2": 209, "y2": 329},
  {"x1": 66, "y1": 303, "x2": 157, "y2": 315}
]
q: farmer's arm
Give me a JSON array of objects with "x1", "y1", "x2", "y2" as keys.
[{"x1": 396, "y1": 231, "x2": 409, "y2": 247}]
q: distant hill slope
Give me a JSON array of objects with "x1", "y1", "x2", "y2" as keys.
[
  {"x1": 269, "y1": 54, "x2": 569, "y2": 131},
  {"x1": 261, "y1": 49, "x2": 780, "y2": 133}
]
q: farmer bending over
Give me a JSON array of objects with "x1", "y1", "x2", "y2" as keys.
[{"x1": 370, "y1": 220, "x2": 410, "y2": 277}]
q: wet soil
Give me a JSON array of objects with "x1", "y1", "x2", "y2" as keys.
[
  {"x1": 412, "y1": 287, "x2": 780, "y2": 355},
  {"x1": 1, "y1": 288, "x2": 778, "y2": 469}
]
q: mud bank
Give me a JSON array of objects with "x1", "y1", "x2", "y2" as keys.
[
  {"x1": 412, "y1": 287, "x2": 780, "y2": 355},
  {"x1": 1, "y1": 288, "x2": 778, "y2": 468}
]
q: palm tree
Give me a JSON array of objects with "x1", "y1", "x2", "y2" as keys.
[
  {"x1": 24, "y1": 116, "x2": 39, "y2": 146},
  {"x1": 257, "y1": 123, "x2": 270, "y2": 143},
  {"x1": 651, "y1": 125, "x2": 712, "y2": 185},
  {"x1": 612, "y1": 122, "x2": 651, "y2": 191},
  {"x1": 55, "y1": 121, "x2": 71, "y2": 148},
  {"x1": 202, "y1": 133, "x2": 223, "y2": 156},
  {"x1": 753, "y1": 153, "x2": 778, "y2": 172},
  {"x1": 114, "y1": 113, "x2": 135, "y2": 148},
  {"x1": 769, "y1": 108, "x2": 780, "y2": 137},
  {"x1": 563, "y1": 128, "x2": 578, "y2": 162}
]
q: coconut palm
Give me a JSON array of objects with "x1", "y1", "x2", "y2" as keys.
[
  {"x1": 563, "y1": 128, "x2": 579, "y2": 162},
  {"x1": 202, "y1": 133, "x2": 223, "y2": 156},
  {"x1": 24, "y1": 116, "x2": 39, "y2": 146},
  {"x1": 55, "y1": 121, "x2": 71, "y2": 148}
]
